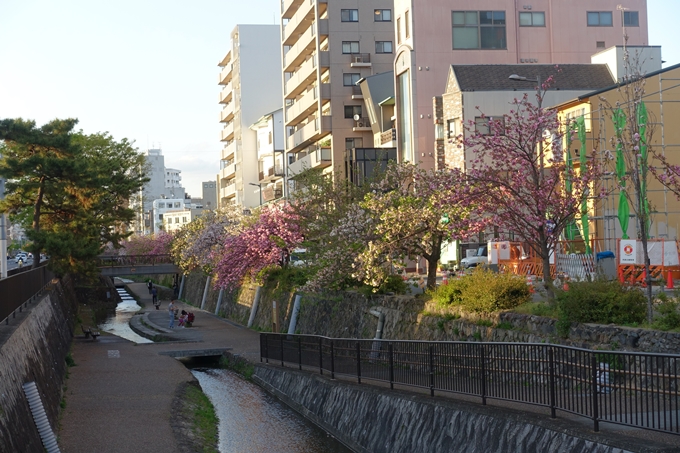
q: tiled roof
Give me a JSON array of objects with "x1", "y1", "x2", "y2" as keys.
[{"x1": 451, "y1": 64, "x2": 614, "y2": 91}]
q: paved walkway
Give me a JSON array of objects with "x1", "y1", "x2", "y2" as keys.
[{"x1": 57, "y1": 283, "x2": 260, "y2": 453}]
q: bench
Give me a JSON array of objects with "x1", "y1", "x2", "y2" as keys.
[{"x1": 81, "y1": 325, "x2": 101, "y2": 340}]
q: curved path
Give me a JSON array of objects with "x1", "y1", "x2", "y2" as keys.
[{"x1": 57, "y1": 283, "x2": 260, "y2": 453}]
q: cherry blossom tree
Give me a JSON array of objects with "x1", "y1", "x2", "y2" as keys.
[
  {"x1": 122, "y1": 231, "x2": 173, "y2": 256},
  {"x1": 170, "y1": 206, "x2": 245, "y2": 274},
  {"x1": 213, "y1": 204, "x2": 303, "y2": 288},
  {"x1": 464, "y1": 90, "x2": 601, "y2": 296},
  {"x1": 356, "y1": 162, "x2": 485, "y2": 290}
]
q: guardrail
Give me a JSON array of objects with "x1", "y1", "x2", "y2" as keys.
[
  {"x1": 260, "y1": 333, "x2": 680, "y2": 436},
  {"x1": 0, "y1": 263, "x2": 55, "y2": 325}
]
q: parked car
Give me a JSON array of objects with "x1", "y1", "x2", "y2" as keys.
[
  {"x1": 15, "y1": 253, "x2": 28, "y2": 263},
  {"x1": 459, "y1": 245, "x2": 488, "y2": 269},
  {"x1": 290, "y1": 248, "x2": 308, "y2": 267}
]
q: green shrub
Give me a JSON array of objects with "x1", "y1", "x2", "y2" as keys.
[
  {"x1": 430, "y1": 267, "x2": 531, "y2": 313},
  {"x1": 378, "y1": 275, "x2": 409, "y2": 295},
  {"x1": 652, "y1": 298, "x2": 680, "y2": 331},
  {"x1": 497, "y1": 321, "x2": 513, "y2": 330},
  {"x1": 476, "y1": 319, "x2": 493, "y2": 327},
  {"x1": 556, "y1": 279, "x2": 646, "y2": 326}
]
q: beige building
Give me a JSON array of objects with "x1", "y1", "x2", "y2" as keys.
[
  {"x1": 217, "y1": 25, "x2": 282, "y2": 208},
  {"x1": 555, "y1": 63, "x2": 680, "y2": 247},
  {"x1": 393, "y1": 0, "x2": 649, "y2": 168},
  {"x1": 281, "y1": 0, "x2": 395, "y2": 180}
]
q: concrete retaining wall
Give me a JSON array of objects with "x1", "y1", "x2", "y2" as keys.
[
  {"x1": 182, "y1": 271, "x2": 680, "y2": 353},
  {"x1": 253, "y1": 365, "x2": 669, "y2": 453},
  {"x1": 0, "y1": 277, "x2": 77, "y2": 452}
]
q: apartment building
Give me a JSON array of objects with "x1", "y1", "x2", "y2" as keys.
[
  {"x1": 393, "y1": 0, "x2": 649, "y2": 168},
  {"x1": 282, "y1": 0, "x2": 395, "y2": 181},
  {"x1": 132, "y1": 148, "x2": 186, "y2": 235},
  {"x1": 251, "y1": 109, "x2": 285, "y2": 204},
  {"x1": 217, "y1": 25, "x2": 282, "y2": 208}
]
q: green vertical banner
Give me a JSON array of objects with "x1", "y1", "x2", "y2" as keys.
[
  {"x1": 576, "y1": 116, "x2": 591, "y2": 254},
  {"x1": 613, "y1": 108, "x2": 630, "y2": 239},
  {"x1": 637, "y1": 101, "x2": 650, "y2": 236},
  {"x1": 564, "y1": 121, "x2": 577, "y2": 241}
]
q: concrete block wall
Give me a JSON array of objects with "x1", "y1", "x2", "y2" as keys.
[{"x1": 0, "y1": 277, "x2": 77, "y2": 452}]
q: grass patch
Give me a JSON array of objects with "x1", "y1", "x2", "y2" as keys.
[
  {"x1": 475, "y1": 319, "x2": 493, "y2": 327},
  {"x1": 220, "y1": 354, "x2": 255, "y2": 381},
  {"x1": 496, "y1": 321, "x2": 513, "y2": 330},
  {"x1": 512, "y1": 302, "x2": 558, "y2": 318},
  {"x1": 180, "y1": 383, "x2": 219, "y2": 453}
]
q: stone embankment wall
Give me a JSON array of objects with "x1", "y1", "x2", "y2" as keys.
[
  {"x1": 0, "y1": 277, "x2": 78, "y2": 452},
  {"x1": 182, "y1": 272, "x2": 680, "y2": 353},
  {"x1": 253, "y1": 365, "x2": 660, "y2": 453}
]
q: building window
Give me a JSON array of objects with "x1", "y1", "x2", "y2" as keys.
[
  {"x1": 519, "y1": 12, "x2": 545, "y2": 27},
  {"x1": 447, "y1": 119, "x2": 458, "y2": 139},
  {"x1": 624, "y1": 11, "x2": 639, "y2": 27},
  {"x1": 374, "y1": 9, "x2": 391, "y2": 22},
  {"x1": 341, "y1": 9, "x2": 358, "y2": 22},
  {"x1": 596, "y1": 41, "x2": 606, "y2": 48},
  {"x1": 452, "y1": 11, "x2": 506, "y2": 49},
  {"x1": 375, "y1": 41, "x2": 393, "y2": 53},
  {"x1": 587, "y1": 11, "x2": 613, "y2": 26},
  {"x1": 345, "y1": 137, "x2": 363, "y2": 150},
  {"x1": 405, "y1": 10, "x2": 410, "y2": 38},
  {"x1": 343, "y1": 73, "x2": 361, "y2": 86},
  {"x1": 158, "y1": 202, "x2": 165, "y2": 209},
  {"x1": 342, "y1": 41, "x2": 360, "y2": 54},
  {"x1": 344, "y1": 105, "x2": 362, "y2": 119},
  {"x1": 397, "y1": 17, "x2": 401, "y2": 44},
  {"x1": 475, "y1": 116, "x2": 505, "y2": 135},
  {"x1": 175, "y1": 218, "x2": 179, "y2": 224}
]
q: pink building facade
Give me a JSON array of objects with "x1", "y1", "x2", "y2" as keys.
[{"x1": 393, "y1": 0, "x2": 649, "y2": 168}]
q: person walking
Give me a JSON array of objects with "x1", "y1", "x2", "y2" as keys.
[
  {"x1": 147, "y1": 280, "x2": 153, "y2": 294},
  {"x1": 152, "y1": 286, "x2": 158, "y2": 308},
  {"x1": 168, "y1": 300, "x2": 175, "y2": 328}
]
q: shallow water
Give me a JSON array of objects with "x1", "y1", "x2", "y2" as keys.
[
  {"x1": 192, "y1": 368, "x2": 352, "y2": 453},
  {"x1": 97, "y1": 288, "x2": 153, "y2": 344}
]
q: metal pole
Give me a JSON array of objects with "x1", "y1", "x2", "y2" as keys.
[
  {"x1": 591, "y1": 355, "x2": 600, "y2": 432},
  {"x1": 0, "y1": 176, "x2": 7, "y2": 279}
]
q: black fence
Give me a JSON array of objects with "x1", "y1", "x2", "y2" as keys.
[
  {"x1": 260, "y1": 333, "x2": 680, "y2": 436},
  {"x1": 0, "y1": 263, "x2": 55, "y2": 324}
]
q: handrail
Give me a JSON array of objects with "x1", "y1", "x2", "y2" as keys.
[
  {"x1": 96, "y1": 255, "x2": 174, "y2": 267},
  {"x1": 260, "y1": 333, "x2": 680, "y2": 436}
]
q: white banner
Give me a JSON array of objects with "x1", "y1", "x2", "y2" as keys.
[{"x1": 620, "y1": 240, "x2": 637, "y2": 264}]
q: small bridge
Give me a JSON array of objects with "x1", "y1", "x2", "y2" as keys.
[{"x1": 97, "y1": 255, "x2": 180, "y2": 276}]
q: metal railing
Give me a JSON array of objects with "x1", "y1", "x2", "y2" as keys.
[
  {"x1": 260, "y1": 333, "x2": 680, "y2": 436},
  {"x1": 0, "y1": 263, "x2": 55, "y2": 325},
  {"x1": 96, "y1": 255, "x2": 174, "y2": 267}
]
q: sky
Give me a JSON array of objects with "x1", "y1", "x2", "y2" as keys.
[{"x1": 0, "y1": 0, "x2": 677, "y2": 198}]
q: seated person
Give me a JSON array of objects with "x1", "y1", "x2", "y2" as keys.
[{"x1": 178, "y1": 310, "x2": 188, "y2": 327}]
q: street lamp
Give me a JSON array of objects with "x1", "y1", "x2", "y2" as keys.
[
  {"x1": 249, "y1": 182, "x2": 263, "y2": 206},
  {"x1": 509, "y1": 73, "x2": 546, "y2": 175}
]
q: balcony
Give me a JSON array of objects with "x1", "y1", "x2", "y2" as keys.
[
  {"x1": 287, "y1": 147, "x2": 331, "y2": 176},
  {"x1": 350, "y1": 53, "x2": 371, "y2": 68},
  {"x1": 218, "y1": 82, "x2": 233, "y2": 104},
  {"x1": 221, "y1": 141, "x2": 235, "y2": 161},
  {"x1": 283, "y1": 20, "x2": 328, "y2": 72},
  {"x1": 380, "y1": 128, "x2": 397, "y2": 147},
  {"x1": 219, "y1": 160, "x2": 236, "y2": 180},
  {"x1": 220, "y1": 181, "x2": 236, "y2": 200},
  {"x1": 287, "y1": 116, "x2": 331, "y2": 152},
  {"x1": 220, "y1": 121, "x2": 235, "y2": 142},
  {"x1": 218, "y1": 63, "x2": 233, "y2": 85},
  {"x1": 351, "y1": 85, "x2": 363, "y2": 100},
  {"x1": 259, "y1": 164, "x2": 285, "y2": 182},
  {"x1": 353, "y1": 117, "x2": 371, "y2": 132},
  {"x1": 219, "y1": 101, "x2": 235, "y2": 123},
  {"x1": 285, "y1": 85, "x2": 318, "y2": 126},
  {"x1": 284, "y1": 51, "x2": 329, "y2": 98},
  {"x1": 282, "y1": 0, "x2": 326, "y2": 19},
  {"x1": 282, "y1": 0, "x2": 315, "y2": 46}
]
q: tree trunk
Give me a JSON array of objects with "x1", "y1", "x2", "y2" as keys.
[
  {"x1": 541, "y1": 239, "x2": 554, "y2": 300},
  {"x1": 425, "y1": 234, "x2": 443, "y2": 290},
  {"x1": 30, "y1": 177, "x2": 45, "y2": 269}
]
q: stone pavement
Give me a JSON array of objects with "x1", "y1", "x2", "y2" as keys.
[{"x1": 57, "y1": 283, "x2": 261, "y2": 453}]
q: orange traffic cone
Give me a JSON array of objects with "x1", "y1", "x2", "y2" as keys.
[
  {"x1": 667, "y1": 271, "x2": 674, "y2": 290},
  {"x1": 618, "y1": 267, "x2": 625, "y2": 284}
]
